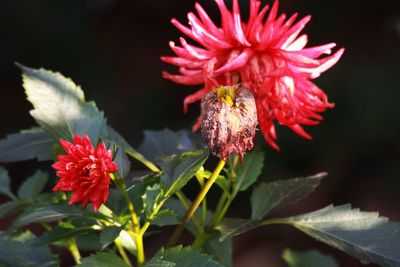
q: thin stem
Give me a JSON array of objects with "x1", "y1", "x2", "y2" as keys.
[
  {"x1": 208, "y1": 154, "x2": 239, "y2": 231},
  {"x1": 111, "y1": 174, "x2": 145, "y2": 267},
  {"x1": 68, "y1": 238, "x2": 81, "y2": 264},
  {"x1": 166, "y1": 159, "x2": 225, "y2": 248},
  {"x1": 125, "y1": 148, "x2": 160, "y2": 173},
  {"x1": 175, "y1": 191, "x2": 203, "y2": 233},
  {"x1": 191, "y1": 232, "x2": 210, "y2": 249},
  {"x1": 115, "y1": 239, "x2": 133, "y2": 267},
  {"x1": 139, "y1": 198, "x2": 166, "y2": 235}
]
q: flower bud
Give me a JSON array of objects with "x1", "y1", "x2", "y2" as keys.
[{"x1": 200, "y1": 85, "x2": 258, "y2": 160}]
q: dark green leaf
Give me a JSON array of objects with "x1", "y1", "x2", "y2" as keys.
[
  {"x1": 276, "y1": 204, "x2": 400, "y2": 267},
  {"x1": 75, "y1": 233, "x2": 102, "y2": 251},
  {"x1": 13, "y1": 204, "x2": 82, "y2": 228},
  {"x1": 18, "y1": 64, "x2": 107, "y2": 142},
  {"x1": 0, "y1": 231, "x2": 58, "y2": 267},
  {"x1": 144, "y1": 259, "x2": 175, "y2": 267},
  {"x1": 162, "y1": 149, "x2": 209, "y2": 198},
  {"x1": 250, "y1": 173, "x2": 325, "y2": 220},
  {"x1": 232, "y1": 149, "x2": 264, "y2": 195},
  {"x1": 145, "y1": 246, "x2": 223, "y2": 267},
  {"x1": 99, "y1": 226, "x2": 123, "y2": 250},
  {"x1": 77, "y1": 252, "x2": 129, "y2": 267},
  {"x1": 138, "y1": 129, "x2": 204, "y2": 164},
  {"x1": 126, "y1": 174, "x2": 159, "y2": 215},
  {"x1": 0, "y1": 200, "x2": 29, "y2": 220},
  {"x1": 32, "y1": 225, "x2": 93, "y2": 246},
  {"x1": 152, "y1": 210, "x2": 180, "y2": 227},
  {"x1": 114, "y1": 148, "x2": 131, "y2": 179},
  {"x1": 0, "y1": 167, "x2": 16, "y2": 200},
  {"x1": 204, "y1": 236, "x2": 233, "y2": 267},
  {"x1": 18, "y1": 170, "x2": 48, "y2": 199},
  {"x1": 0, "y1": 127, "x2": 53, "y2": 163},
  {"x1": 282, "y1": 248, "x2": 338, "y2": 267}
]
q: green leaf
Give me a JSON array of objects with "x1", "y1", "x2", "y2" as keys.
[
  {"x1": 142, "y1": 184, "x2": 163, "y2": 216},
  {"x1": 138, "y1": 129, "x2": 204, "y2": 165},
  {"x1": 77, "y1": 252, "x2": 130, "y2": 267},
  {"x1": 32, "y1": 225, "x2": 94, "y2": 246},
  {"x1": 0, "y1": 127, "x2": 53, "y2": 163},
  {"x1": 126, "y1": 174, "x2": 159, "y2": 215},
  {"x1": 250, "y1": 173, "x2": 325, "y2": 220},
  {"x1": 164, "y1": 198, "x2": 232, "y2": 266},
  {"x1": 0, "y1": 231, "x2": 58, "y2": 267},
  {"x1": 144, "y1": 259, "x2": 175, "y2": 267},
  {"x1": 18, "y1": 170, "x2": 48, "y2": 200},
  {"x1": 75, "y1": 233, "x2": 102, "y2": 251},
  {"x1": 232, "y1": 149, "x2": 264, "y2": 195},
  {"x1": 0, "y1": 167, "x2": 16, "y2": 200},
  {"x1": 145, "y1": 246, "x2": 224, "y2": 267},
  {"x1": 114, "y1": 147, "x2": 131, "y2": 179},
  {"x1": 204, "y1": 236, "x2": 233, "y2": 267},
  {"x1": 99, "y1": 226, "x2": 123, "y2": 250},
  {"x1": 277, "y1": 204, "x2": 400, "y2": 267},
  {"x1": 18, "y1": 64, "x2": 107, "y2": 142},
  {"x1": 282, "y1": 248, "x2": 338, "y2": 267},
  {"x1": 13, "y1": 203, "x2": 82, "y2": 228},
  {"x1": 0, "y1": 200, "x2": 29, "y2": 220},
  {"x1": 152, "y1": 210, "x2": 180, "y2": 227},
  {"x1": 216, "y1": 218, "x2": 262, "y2": 241},
  {"x1": 162, "y1": 149, "x2": 209, "y2": 198}
]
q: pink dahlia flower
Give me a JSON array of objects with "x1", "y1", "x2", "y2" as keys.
[
  {"x1": 52, "y1": 134, "x2": 118, "y2": 212},
  {"x1": 162, "y1": 0, "x2": 344, "y2": 150}
]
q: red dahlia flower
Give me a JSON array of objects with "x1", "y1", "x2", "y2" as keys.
[
  {"x1": 52, "y1": 134, "x2": 118, "y2": 212},
  {"x1": 162, "y1": 0, "x2": 344, "y2": 150}
]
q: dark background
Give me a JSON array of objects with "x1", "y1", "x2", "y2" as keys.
[{"x1": 0, "y1": 0, "x2": 399, "y2": 266}]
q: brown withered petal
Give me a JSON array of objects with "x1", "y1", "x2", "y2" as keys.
[{"x1": 201, "y1": 85, "x2": 258, "y2": 160}]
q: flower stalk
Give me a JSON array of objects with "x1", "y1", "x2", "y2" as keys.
[{"x1": 166, "y1": 159, "x2": 226, "y2": 247}]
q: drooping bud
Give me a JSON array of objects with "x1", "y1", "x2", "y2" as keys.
[{"x1": 200, "y1": 85, "x2": 258, "y2": 160}]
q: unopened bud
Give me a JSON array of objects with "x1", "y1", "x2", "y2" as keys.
[{"x1": 201, "y1": 85, "x2": 258, "y2": 160}]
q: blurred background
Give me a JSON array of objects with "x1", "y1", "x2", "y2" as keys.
[{"x1": 0, "y1": 0, "x2": 399, "y2": 266}]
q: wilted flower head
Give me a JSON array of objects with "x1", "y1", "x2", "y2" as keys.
[
  {"x1": 162, "y1": 0, "x2": 344, "y2": 150},
  {"x1": 52, "y1": 134, "x2": 118, "y2": 212},
  {"x1": 201, "y1": 85, "x2": 257, "y2": 160}
]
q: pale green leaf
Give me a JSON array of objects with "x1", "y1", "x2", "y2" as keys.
[
  {"x1": 18, "y1": 64, "x2": 107, "y2": 142},
  {"x1": 0, "y1": 127, "x2": 53, "y2": 163},
  {"x1": 251, "y1": 173, "x2": 325, "y2": 220},
  {"x1": 18, "y1": 170, "x2": 48, "y2": 199},
  {"x1": 282, "y1": 248, "x2": 338, "y2": 267}
]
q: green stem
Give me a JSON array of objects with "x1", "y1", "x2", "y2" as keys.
[
  {"x1": 175, "y1": 191, "x2": 203, "y2": 233},
  {"x1": 139, "y1": 198, "x2": 166, "y2": 235},
  {"x1": 125, "y1": 148, "x2": 160, "y2": 173},
  {"x1": 115, "y1": 239, "x2": 133, "y2": 267},
  {"x1": 208, "y1": 154, "x2": 239, "y2": 231},
  {"x1": 67, "y1": 238, "x2": 81, "y2": 264},
  {"x1": 166, "y1": 159, "x2": 226, "y2": 248},
  {"x1": 192, "y1": 232, "x2": 210, "y2": 249},
  {"x1": 111, "y1": 174, "x2": 145, "y2": 267}
]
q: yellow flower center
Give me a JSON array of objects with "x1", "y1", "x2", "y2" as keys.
[{"x1": 214, "y1": 85, "x2": 237, "y2": 106}]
